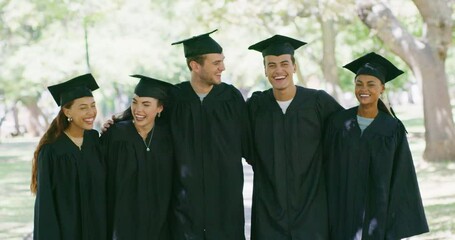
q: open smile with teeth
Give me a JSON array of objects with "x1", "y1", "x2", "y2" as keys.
[
  {"x1": 274, "y1": 76, "x2": 286, "y2": 81},
  {"x1": 359, "y1": 94, "x2": 370, "y2": 98},
  {"x1": 84, "y1": 117, "x2": 95, "y2": 124},
  {"x1": 135, "y1": 115, "x2": 146, "y2": 121}
]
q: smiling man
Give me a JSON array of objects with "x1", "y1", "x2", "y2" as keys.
[
  {"x1": 247, "y1": 35, "x2": 343, "y2": 239},
  {"x1": 169, "y1": 30, "x2": 252, "y2": 240}
]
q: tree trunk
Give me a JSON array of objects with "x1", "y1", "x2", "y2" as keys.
[
  {"x1": 22, "y1": 97, "x2": 47, "y2": 137},
  {"x1": 319, "y1": 17, "x2": 344, "y2": 104},
  {"x1": 84, "y1": 20, "x2": 91, "y2": 72},
  {"x1": 12, "y1": 102, "x2": 21, "y2": 136},
  {"x1": 356, "y1": 0, "x2": 455, "y2": 161}
]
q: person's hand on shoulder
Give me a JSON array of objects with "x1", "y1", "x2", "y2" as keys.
[{"x1": 101, "y1": 115, "x2": 115, "y2": 134}]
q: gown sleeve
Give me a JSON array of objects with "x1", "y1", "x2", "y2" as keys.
[
  {"x1": 99, "y1": 126, "x2": 117, "y2": 239},
  {"x1": 245, "y1": 92, "x2": 262, "y2": 170},
  {"x1": 316, "y1": 90, "x2": 343, "y2": 130},
  {"x1": 385, "y1": 125, "x2": 429, "y2": 239},
  {"x1": 237, "y1": 89, "x2": 254, "y2": 166},
  {"x1": 34, "y1": 146, "x2": 61, "y2": 239}
]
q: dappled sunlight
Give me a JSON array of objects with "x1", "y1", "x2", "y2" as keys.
[{"x1": 1, "y1": 103, "x2": 455, "y2": 238}]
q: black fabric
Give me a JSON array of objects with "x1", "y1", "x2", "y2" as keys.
[
  {"x1": 324, "y1": 107, "x2": 429, "y2": 239},
  {"x1": 247, "y1": 87, "x2": 343, "y2": 239},
  {"x1": 101, "y1": 120, "x2": 173, "y2": 240},
  {"x1": 33, "y1": 129, "x2": 106, "y2": 240},
  {"x1": 130, "y1": 74, "x2": 175, "y2": 100},
  {"x1": 168, "y1": 82, "x2": 251, "y2": 240},
  {"x1": 248, "y1": 34, "x2": 306, "y2": 57},
  {"x1": 47, "y1": 73, "x2": 99, "y2": 106},
  {"x1": 171, "y1": 30, "x2": 222, "y2": 58},
  {"x1": 342, "y1": 52, "x2": 404, "y2": 84}
]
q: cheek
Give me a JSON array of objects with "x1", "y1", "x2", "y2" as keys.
[{"x1": 145, "y1": 106, "x2": 158, "y2": 116}]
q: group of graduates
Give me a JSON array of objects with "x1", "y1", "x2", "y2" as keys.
[{"x1": 30, "y1": 29, "x2": 429, "y2": 240}]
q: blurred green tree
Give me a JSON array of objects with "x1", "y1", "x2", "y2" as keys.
[{"x1": 356, "y1": 0, "x2": 455, "y2": 161}]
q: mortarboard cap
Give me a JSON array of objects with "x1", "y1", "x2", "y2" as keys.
[
  {"x1": 248, "y1": 35, "x2": 307, "y2": 57},
  {"x1": 47, "y1": 73, "x2": 99, "y2": 107},
  {"x1": 171, "y1": 29, "x2": 223, "y2": 58},
  {"x1": 130, "y1": 74, "x2": 175, "y2": 100},
  {"x1": 343, "y1": 52, "x2": 404, "y2": 83}
]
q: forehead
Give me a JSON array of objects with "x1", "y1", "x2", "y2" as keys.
[
  {"x1": 264, "y1": 54, "x2": 292, "y2": 63},
  {"x1": 355, "y1": 74, "x2": 382, "y2": 83},
  {"x1": 204, "y1": 53, "x2": 225, "y2": 62},
  {"x1": 133, "y1": 94, "x2": 158, "y2": 102},
  {"x1": 72, "y1": 96, "x2": 95, "y2": 105}
]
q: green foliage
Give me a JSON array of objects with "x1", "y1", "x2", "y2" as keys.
[{"x1": 0, "y1": 0, "x2": 453, "y2": 132}]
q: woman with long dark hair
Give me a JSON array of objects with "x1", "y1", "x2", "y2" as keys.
[
  {"x1": 31, "y1": 74, "x2": 105, "y2": 239},
  {"x1": 324, "y1": 52, "x2": 428, "y2": 239},
  {"x1": 101, "y1": 75, "x2": 175, "y2": 239}
]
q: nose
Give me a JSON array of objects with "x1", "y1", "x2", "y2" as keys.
[
  {"x1": 219, "y1": 62, "x2": 225, "y2": 71},
  {"x1": 89, "y1": 106, "x2": 97, "y2": 117}
]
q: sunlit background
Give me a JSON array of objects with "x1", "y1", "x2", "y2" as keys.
[{"x1": 1, "y1": 0, "x2": 455, "y2": 239}]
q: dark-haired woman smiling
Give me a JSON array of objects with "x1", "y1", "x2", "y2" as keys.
[
  {"x1": 324, "y1": 52, "x2": 428, "y2": 239},
  {"x1": 31, "y1": 73, "x2": 105, "y2": 240},
  {"x1": 101, "y1": 75, "x2": 175, "y2": 240}
]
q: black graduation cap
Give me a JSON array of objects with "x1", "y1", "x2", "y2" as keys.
[
  {"x1": 343, "y1": 52, "x2": 404, "y2": 83},
  {"x1": 130, "y1": 74, "x2": 175, "y2": 100},
  {"x1": 47, "y1": 73, "x2": 99, "y2": 106},
  {"x1": 248, "y1": 34, "x2": 307, "y2": 57},
  {"x1": 171, "y1": 29, "x2": 223, "y2": 58}
]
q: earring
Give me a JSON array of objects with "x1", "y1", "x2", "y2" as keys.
[
  {"x1": 157, "y1": 112, "x2": 161, "y2": 118},
  {"x1": 67, "y1": 116, "x2": 72, "y2": 122}
]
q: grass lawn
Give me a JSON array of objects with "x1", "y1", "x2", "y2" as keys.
[{"x1": 0, "y1": 104, "x2": 454, "y2": 239}]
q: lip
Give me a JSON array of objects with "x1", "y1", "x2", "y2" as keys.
[
  {"x1": 134, "y1": 114, "x2": 146, "y2": 121},
  {"x1": 83, "y1": 117, "x2": 95, "y2": 124},
  {"x1": 274, "y1": 75, "x2": 286, "y2": 80}
]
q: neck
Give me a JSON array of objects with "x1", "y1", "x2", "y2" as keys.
[
  {"x1": 273, "y1": 85, "x2": 296, "y2": 101},
  {"x1": 65, "y1": 125, "x2": 84, "y2": 138},
  {"x1": 190, "y1": 75, "x2": 213, "y2": 94},
  {"x1": 357, "y1": 104, "x2": 378, "y2": 118},
  {"x1": 135, "y1": 122, "x2": 155, "y2": 139}
]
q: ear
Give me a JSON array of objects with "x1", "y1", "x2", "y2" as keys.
[
  {"x1": 63, "y1": 108, "x2": 71, "y2": 118},
  {"x1": 190, "y1": 61, "x2": 200, "y2": 72},
  {"x1": 157, "y1": 104, "x2": 164, "y2": 114}
]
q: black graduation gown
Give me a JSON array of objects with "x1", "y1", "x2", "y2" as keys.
[
  {"x1": 324, "y1": 107, "x2": 429, "y2": 239},
  {"x1": 33, "y1": 129, "x2": 106, "y2": 240},
  {"x1": 101, "y1": 120, "x2": 174, "y2": 240},
  {"x1": 247, "y1": 86, "x2": 342, "y2": 240},
  {"x1": 168, "y1": 82, "x2": 250, "y2": 240}
]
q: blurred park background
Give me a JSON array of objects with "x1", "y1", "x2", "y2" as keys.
[{"x1": 1, "y1": 0, "x2": 455, "y2": 239}]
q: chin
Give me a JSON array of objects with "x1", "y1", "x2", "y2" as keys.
[{"x1": 85, "y1": 123, "x2": 94, "y2": 129}]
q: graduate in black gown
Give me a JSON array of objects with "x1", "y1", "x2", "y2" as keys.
[
  {"x1": 169, "y1": 30, "x2": 251, "y2": 240},
  {"x1": 324, "y1": 52, "x2": 429, "y2": 239},
  {"x1": 247, "y1": 35, "x2": 343, "y2": 239},
  {"x1": 31, "y1": 74, "x2": 105, "y2": 240},
  {"x1": 101, "y1": 75, "x2": 175, "y2": 239}
]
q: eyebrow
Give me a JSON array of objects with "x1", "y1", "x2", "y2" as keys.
[
  {"x1": 268, "y1": 60, "x2": 290, "y2": 65},
  {"x1": 78, "y1": 102, "x2": 95, "y2": 107},
  {"x1": 132, "y1": 98, "x2": 152, "y2": 104},
  {"x1": 355, "y1": 79, "x2": 377, "y2": 84}
]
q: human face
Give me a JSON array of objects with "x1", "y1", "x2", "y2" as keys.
[
  {"x1": 197, "y1": 53, "x2": 225, "y2": 86},
  {"x1": 354, "y1": 75, "x2": 384, "y2": 107},
  {"x1": 131, "y1": 95, "x2": 163, "y2": 131},
  {"x1": 64, "y1": 96, "x2": 97, "y2": 132},
  {"x1": 264, "y1": 54, "x2": 296, "y2": 91}
]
